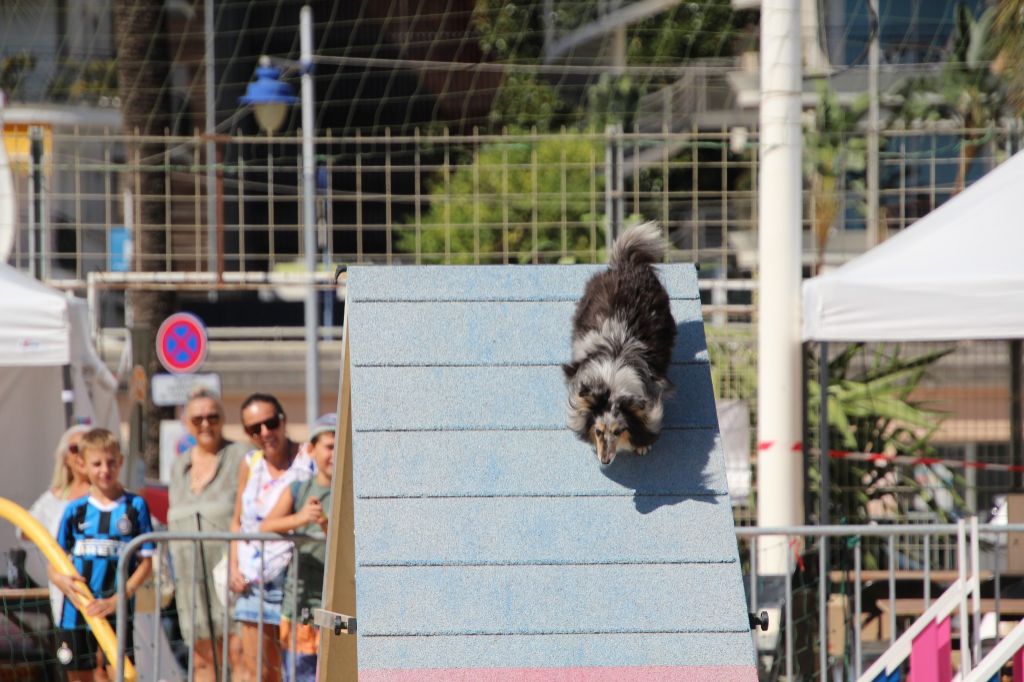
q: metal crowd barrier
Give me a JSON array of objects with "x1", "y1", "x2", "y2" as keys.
[
  {"x1": 114, "y1": 522, "x2": 1024, "y2": 681},
  {"x1": 736, "y1": 520, "x2": 1024, "y2": 682},
  {"x1": 114, "y1": 531, "x2": 322, "y2": 682}
]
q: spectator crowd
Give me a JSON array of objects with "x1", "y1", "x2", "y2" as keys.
[{"x1": 24, "y1": 389, "x2": 336, "y2": 682}]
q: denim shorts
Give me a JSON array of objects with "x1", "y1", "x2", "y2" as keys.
[
  {"x1": 282, "y1": 650, "x2": 318, "y2": 682},
  {"x1": 233, "y1": 572, "x2": 286, "y2": 626}
]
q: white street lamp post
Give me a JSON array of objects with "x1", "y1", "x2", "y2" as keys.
[
  {"x1": 299, "y1": 5, "x2": 319, "y2": 427},
  {"x1": 240, "y1": 6, "x2": 320, "y2": 427}
]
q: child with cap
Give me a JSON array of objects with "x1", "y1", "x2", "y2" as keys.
[{"x1": 260, "y1": 413, "x2": 336, "y2": 682}]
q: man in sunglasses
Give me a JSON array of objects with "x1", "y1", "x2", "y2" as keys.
[{"x1": 229, "y1": 394, "x2": 316, "y2": 682}]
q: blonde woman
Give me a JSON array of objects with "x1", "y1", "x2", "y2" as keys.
[
  {"x1": 167, "y1": 388, "x2": 248, "y2": 682},
  {"x1": 24, "y1": 424, "x2": 92, "y2": 621}
]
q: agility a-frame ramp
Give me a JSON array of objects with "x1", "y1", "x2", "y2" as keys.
[{"x1": 319, "y1": 264, "x2": 757, "y2": 680}]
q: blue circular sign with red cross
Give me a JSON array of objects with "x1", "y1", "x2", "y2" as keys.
[{"x1": 156, "y1": 313, "x2": 208, "y2": 374}]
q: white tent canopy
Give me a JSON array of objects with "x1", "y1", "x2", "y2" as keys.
[
  {"x1": 0, "y1": 262, "x2": 71, "y2": 365},
  {"x1": 0, "y1": 263, "x2": 119, "y2": 566},
  {"x1": 803, "y1": 150, "x2": 1024, "y2": 342}
]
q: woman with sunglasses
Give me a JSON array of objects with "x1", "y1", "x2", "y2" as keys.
[
  {"x1": 167, "y1": 388, "x2": 248, "y2": 682},
  {"x1": 230, "y1": 393, "x2": 315, "y2": 682},
  {"x1": 25, "y1": 423, "x2": 92, "y2": 621}
]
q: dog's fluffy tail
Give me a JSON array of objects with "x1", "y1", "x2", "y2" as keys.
[{"x1": 608, "y1": 221, "x2": 666, "y2": 269}]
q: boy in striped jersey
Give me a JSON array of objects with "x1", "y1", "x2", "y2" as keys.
[{"x1": 49, "y1": 428, "x2": 154, "y2": 681}]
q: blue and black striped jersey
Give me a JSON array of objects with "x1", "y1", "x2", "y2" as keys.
[{"x1": 55, "y1": 493, "x2": 155, "y2": 629}]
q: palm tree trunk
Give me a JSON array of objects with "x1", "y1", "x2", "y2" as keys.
[
  {"x1": 953, "y1": 136, "x2": 982, "y2": 195},
  {"x1": 115, "y1": 1, "x2": 174, "y2": 477}
]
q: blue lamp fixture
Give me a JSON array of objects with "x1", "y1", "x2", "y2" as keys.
[{"x1": 239, "y1": 58, "x2": 299, "y2": 134}]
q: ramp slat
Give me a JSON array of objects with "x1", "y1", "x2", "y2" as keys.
[
  {"x1": 350, "y1": 299, "x2": 708, "y2": 366},
  {"x1": 358, "y1": 632, "x2": 758, "y2": 670},
  {"x1": 347, "y1": 265, "x2": 699, "y2": 302},
  {"x1": 358, "y1": 563, "x2": 749, "y2": 635},
  {"x1": 351, "y1": 364, "x2": 717, "y2": 431},
  {"x1": 355, "y1": 495, "x2": 737, "y2": 566},
  {"x1": 352, "y1": 429, "x2": 729, "y2": 497}
]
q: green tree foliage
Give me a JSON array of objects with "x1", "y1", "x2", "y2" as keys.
[
  {"x1": 397, "y1": 132, "x2": 606, "y2": 264},
  {"x1": 991, "y1": 0, "x2": 1024, "y2": 116},
  {"x1": 47, "y1": 59, "x2": 119, "y2": 103},
  {"x1": 893, "y1": 3, "x2": 1007, "y2": 193},
  {"x1": 706, "y1": 328, "x2": 757, "y2": 402},
  {"x1": 469, "y1": 0, "x2": 753, "y2": 132},
  {"x1": 400, "y1": 1, "x2": 754, "y2": 261},
  {"x1": 804, "y1": 83, "x2": 869, "y2": 274},
  {"x1": 0, "y1": 52, "x2": 36, "y2": 98},
  {"x1": 486, "y1": 73, "x2": 571, "y2": 132},
  {"x1": 471, "y1": 0, "x2": 572, "y2": 132},
  {"x1": 807, "y1": 343, "x2": 961, "y2": 532},
  {"x1": 626, "y1": 0, "x2": 751, "y2": 65}
]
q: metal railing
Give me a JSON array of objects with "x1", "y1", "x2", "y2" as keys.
[
  {"x1": 106, "y1": 521, "x2": 1024, "y2": 682},
  {"x1": 738, "y1": 520, "x2": 1024, "y2": 682},
  {"x1": 114, "y1": 531, "x2": 323, "y2": 682},
  {"x1": 964, "y1": 617, "x2": 1024, "y2": 681},
  {"x1": 858, "y1": 576, "x2": 978, "y2": 682}
]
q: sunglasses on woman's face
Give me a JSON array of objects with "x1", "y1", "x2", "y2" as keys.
[
  {"x1": 243, "y1": 414, "x2": 283, "y2": 437},
  {"x1": 190, "y1": 413, "x2": 222, "y2": 427}
]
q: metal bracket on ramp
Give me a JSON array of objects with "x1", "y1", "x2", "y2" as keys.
[
  {"x1": 749, "y1": 610, "x2": 769, "y2": 631},
  {"x1": 311, "y1": 608, "x2": 357, "y2": 635}
]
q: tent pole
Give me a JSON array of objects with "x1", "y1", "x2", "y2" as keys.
[
  {"x1": 819, "y1": 342, "x2": 830, "y2": 526},
  {"x1": 818, "y1": 341, "x2": 830, "y2": 672},
  {"x1": 61, "y1": 365, "x2": 74, "y2": 429},
  {"x1": 1012, "y1": 339, "x2": 1022, "y2": 491},
  {"x1": 801, "y1": 342, "x2": 811, "y2": 524}
]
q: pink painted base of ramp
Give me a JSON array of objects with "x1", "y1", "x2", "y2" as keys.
[{"x1": 361, "y1": 666, "x2": 759, "y2": 681}]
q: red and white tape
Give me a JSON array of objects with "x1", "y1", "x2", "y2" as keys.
[{"x1": 757, "y1": 440, "x2": 1024, "y2": 473}]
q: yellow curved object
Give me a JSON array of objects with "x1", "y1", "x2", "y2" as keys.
[{"x1": 0, "y1": 497, "x2": 137, "y2": 682}]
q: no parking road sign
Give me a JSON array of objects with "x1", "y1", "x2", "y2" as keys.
[{"x1": 156, "y1": 313, "x2": 209, "y2": 374}]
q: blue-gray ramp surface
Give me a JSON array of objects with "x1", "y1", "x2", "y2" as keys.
[{"x1": 347, "y1": 265, "x2": 757, "y2": 681}]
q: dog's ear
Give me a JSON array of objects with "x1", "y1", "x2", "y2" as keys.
[
  {"x1": 617, "y1": 395, "x2": 647, "y2": 415},
  {"x1": 573, "y1": 385, "x2": 594, "y2": 408},
  {"x1": 571, "y1": 382, "x2": 612, "y2": 410}
]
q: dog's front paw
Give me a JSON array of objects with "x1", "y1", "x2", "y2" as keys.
[{"x1": 634, "y1": 445, "x2": 651, "y2": 456}]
